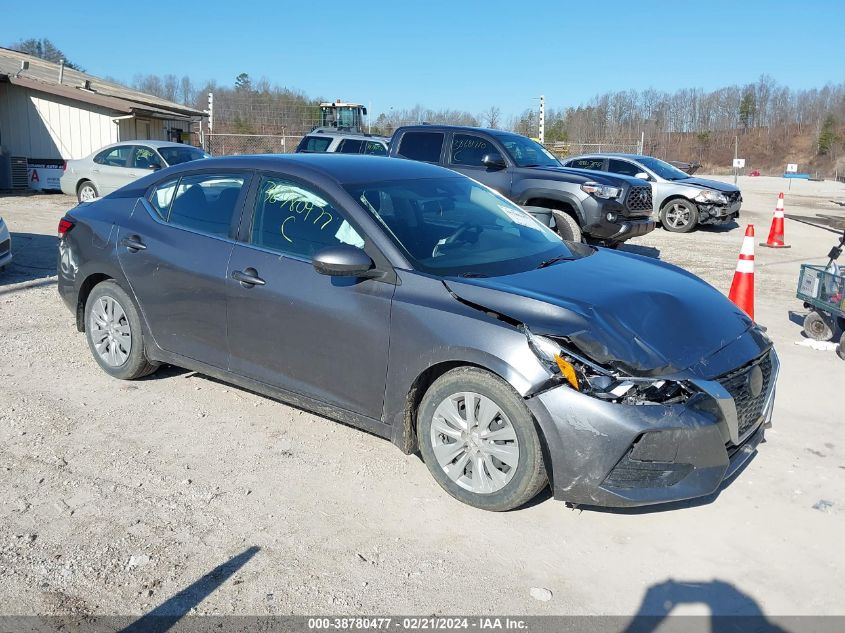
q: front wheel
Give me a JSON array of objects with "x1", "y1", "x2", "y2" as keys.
[
  {"x1": 660, "y1": 199, "x2": 698, "y2": 233},
  {"x1": 84, "y1": 280, "x2": 159, "y2": 380},
  {"x1": 551, "y1": 210, "x2": 583, "y2": 242},
  {"x1": 417, "y1": 367, "x2": 547, "y2": 511},
  {"x1": 837, "y1": 332, "x2": 845, "y2": 361}
]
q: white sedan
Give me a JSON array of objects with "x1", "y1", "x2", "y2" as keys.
[{"x1": 60, "y1": 141, "x2": 210, "y2": 202}]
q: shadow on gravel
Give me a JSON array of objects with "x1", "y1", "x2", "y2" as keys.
[
  {"x1": 697, "y1": 221, "x2": 741, "y2": 233},
  {"x1": 622, "y1": 579, "x2": 790, "y2": 632},
  {"x1": 121, "y1": 546, "x2": 260, "y2": 633},
  {"x1": 0, "y1": 232, "x2": 58, "y2": 286}
]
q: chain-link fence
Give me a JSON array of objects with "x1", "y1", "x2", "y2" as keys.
[
  {"x1": 205, "y1": 134, "x2": 304, "y2": 156},
  {"x1": 543, "y1": 140, "x2": 643, "y2": 158}
]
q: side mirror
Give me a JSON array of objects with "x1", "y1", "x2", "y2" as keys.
[
  {"x1": 312, "y1": 245, "x2": 375, "y2": 277},
  {"x1": 634, "y1": 172, "x2": 650, "y2": 180},
  {"x1": 481, "y1": 153, "x2": 507, "y2": 170}
]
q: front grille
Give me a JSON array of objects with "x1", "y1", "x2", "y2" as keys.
[
  {"x1": 719, "y1": 351, "x2": 773, "y2": 439},
  {"x1": 625, "y1": 186, "x2": 653, "y2": 215},
  {"x1": 0, "y1": 238, "x2": 9, "y2": 256},
  {"x1": 724, "y1": 191, "x2": 742, "y2": 204}
]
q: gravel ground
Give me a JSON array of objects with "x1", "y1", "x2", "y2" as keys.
[{"x1": 1, "y1": 177, "x2": 844, "y2": 619}]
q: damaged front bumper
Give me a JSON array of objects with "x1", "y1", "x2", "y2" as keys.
[
  {"x1": 697, "y1": 198, "x2": 742, "y2": 225},
  {"x1": 525, "y1": 350, "x2": 779, "y2": 508}
]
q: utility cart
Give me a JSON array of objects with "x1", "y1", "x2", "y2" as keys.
[{"x1": 796, "y1": 228, "x2": 845, "y2": 359}]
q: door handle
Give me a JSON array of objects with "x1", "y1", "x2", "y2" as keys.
[
  {"x1": 128, "y1": 172, "x2": 137, "y2": 177},
  {"x1": 121, "y1": 236, "x2": 147, "y2": 252},
  {"x1": 232, "y1": 268, "x2": 265, "y2": 287},
  {"x1": 92, "y1": 168, "x2": 100, "y2": 173}
]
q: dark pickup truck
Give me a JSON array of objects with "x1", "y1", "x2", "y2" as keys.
[{"x1": 388, "y1": 125, "x2": 655, "y2": 245}]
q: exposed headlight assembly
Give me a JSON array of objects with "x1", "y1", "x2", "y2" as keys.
[
  {"x1": 581, "y1": 182, "x2": 622, "y2": 199},
  {"x1": 524, "y1": 326, "x2": 694, "y2": 405},
  {"x1": 694, "y1": 189, "x2": 728, "y2": 205}
]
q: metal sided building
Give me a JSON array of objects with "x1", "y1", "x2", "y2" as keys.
[{"x1": 0, "y1": 47, "x2": 206, "y2": 190}]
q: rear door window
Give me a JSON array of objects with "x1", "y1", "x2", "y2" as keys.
[
  {"x1": 397, "y1": 132, "x2": 444, "y2": 163},
  {"x1": 165, "y1": 173, "x2": 246, "y2": 238},
  {"x1": 337, "y1": 139, "x2": 364, "y2": 154},
  {"x1": 297, "y1": 136, "x2": 333, "y2": 153},
  {"x1": 94, "y1": 146, "x2": 132, "y2": 167},
  {"x1": 567, "y1": 158, "x2": 605, "y2": 170}
]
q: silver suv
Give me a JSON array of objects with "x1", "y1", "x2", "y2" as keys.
[
  {"x1": 296, "y1": 132, "x2": 389, "y2": 156},
  {"x1": 561, "y1": 154, "x2": 741, "y2": 233}
]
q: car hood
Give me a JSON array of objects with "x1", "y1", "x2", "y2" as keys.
[
  {"x1": 518, "y1": 165, "x2": 641, "y2": 187},
  {"x1": 444, "y1": 249, "x2": 767, "y2": 379},
  {"x1": 673, "y1": 176, "x2": 740, "y2": 193}
]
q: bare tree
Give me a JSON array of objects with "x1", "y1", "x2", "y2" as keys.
[{"x1": 483, "y1": 106, "x2": 501, "y2": 129}]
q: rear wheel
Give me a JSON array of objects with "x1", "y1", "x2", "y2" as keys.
[
  {"x1": 551, "y1": 210, "x2": 583, "y2": 242},
  {"x1": 660, "y1": 199, "x2": 698, "y2": 233},
  {"x1": 77, "y1": 181, "x2": 98, "y2": 203},
  {"x1": 803, "y1": 311, "x2": 834, "y2": 342},
  {"x1": 417, "y1": 367, "x2": 547, "y2": 511},
  {"x1": 84, "y1": 280, "x2": 158, "y2": 379}
]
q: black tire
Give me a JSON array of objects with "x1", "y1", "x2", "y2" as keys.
[
  {"x1": 803, "y1": 311, "x2": 834, "y2": 342},
  {"x1": 84, "y1": 280, "x2": 159, "y2": 380},
  {"x1": 660, "y1": 199, "x2": 699, "y2": 233},
  {"x1": 837, "y1": 332, "x2": 845, "y2": 361},
  {"x1": 551, "y1": 210, "x2": 583, "y2": 243},
  {"x1": 417, "y1": 367, "x2": 547, "y2": 511},
  {"x1": 77, "y1": 180, "x2": 98, "y2": 203}
]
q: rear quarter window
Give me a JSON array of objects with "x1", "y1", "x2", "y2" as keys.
[{"x1": 397, "y1": 132, "x2": 444, "y2": 163}]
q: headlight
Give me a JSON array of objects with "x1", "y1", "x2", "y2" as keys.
[
  {"x1": 581, "y1": 182, "x2": 622, "y2": 199},
  {"x1": 694, "y1": 189, "x2": 728, "y2": 205},
  {"x1": 524, "y1": 326, "x2": 694, "y2": 405}
]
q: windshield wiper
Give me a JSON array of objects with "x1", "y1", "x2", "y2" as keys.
[{"x1": 536, "y1": 255, "x2": 575, "y2": 269}]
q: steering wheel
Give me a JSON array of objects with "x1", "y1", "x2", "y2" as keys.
[{"x1": 432, "y1": 223, "x2": 481, "y2": 257}]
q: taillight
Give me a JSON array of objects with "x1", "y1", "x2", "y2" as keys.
[
  {"x1": 58, "y1": 217, "x2": 75, "y2": 238},
  {"x1": 62, "y1": 161, "x2": 67, "y2": 172}
]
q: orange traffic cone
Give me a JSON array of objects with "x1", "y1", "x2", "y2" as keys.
[
  {"x1": 760, "y1": 192, "x2": 791, "y2": 248},
  {"x1": 729, "y1": 224, "x2": 755, "y2": 320}
]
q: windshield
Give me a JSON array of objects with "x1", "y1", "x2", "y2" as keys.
[
  {"x1": 158, "y1": 146, "x2": 209, "y2": 165},
  {"x1": 497, "y1": 134, "x2": 560, "y2": 168},
  {"x1": 637, "y1": 156, "x2": 691, "y2": 181},
  {"x1": 345, "y1": 177, "x2": 581, "y2": 277}
]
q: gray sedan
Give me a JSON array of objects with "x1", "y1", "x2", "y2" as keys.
[
  {"x1": 60, "y1": 141, "x2": 209, "y2": 202},
  {"x1": 57, "y1": 155, "x2": 777, "y2": 511},
  {"x1": 562, "y1": 154, "x2": 742, "y2": 232}
]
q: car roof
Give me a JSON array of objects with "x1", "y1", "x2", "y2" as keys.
[
  {"x1": 567, "y1": 153, "x2": 646, "y2": 160},
  {"x1": 169, "y1": 154, "x2": 458, "y2": 185},
  {"x1": 304, "y1": 132, "x2": 389, "y2": 142},
  {"x1": 394, "y1": 124, "x2": 525, "y2": 138},
  {"x1": 96, "y1": 140, "x2": 197, "y2": 151}
]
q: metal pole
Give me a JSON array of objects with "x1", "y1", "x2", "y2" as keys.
[
  {"x1": 734, "y1": 135, "x2": 738, "y2": 185},
  {"x1": 539, "y1": 95, "x2": 545, "y2": 144},
  {"x1": 639, "y1": 131, "x2": 644, "y2": 155}
]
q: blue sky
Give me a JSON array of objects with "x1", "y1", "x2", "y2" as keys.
[{"x1": 4, "y1": 0, "x2": 844, "y2": 118}]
